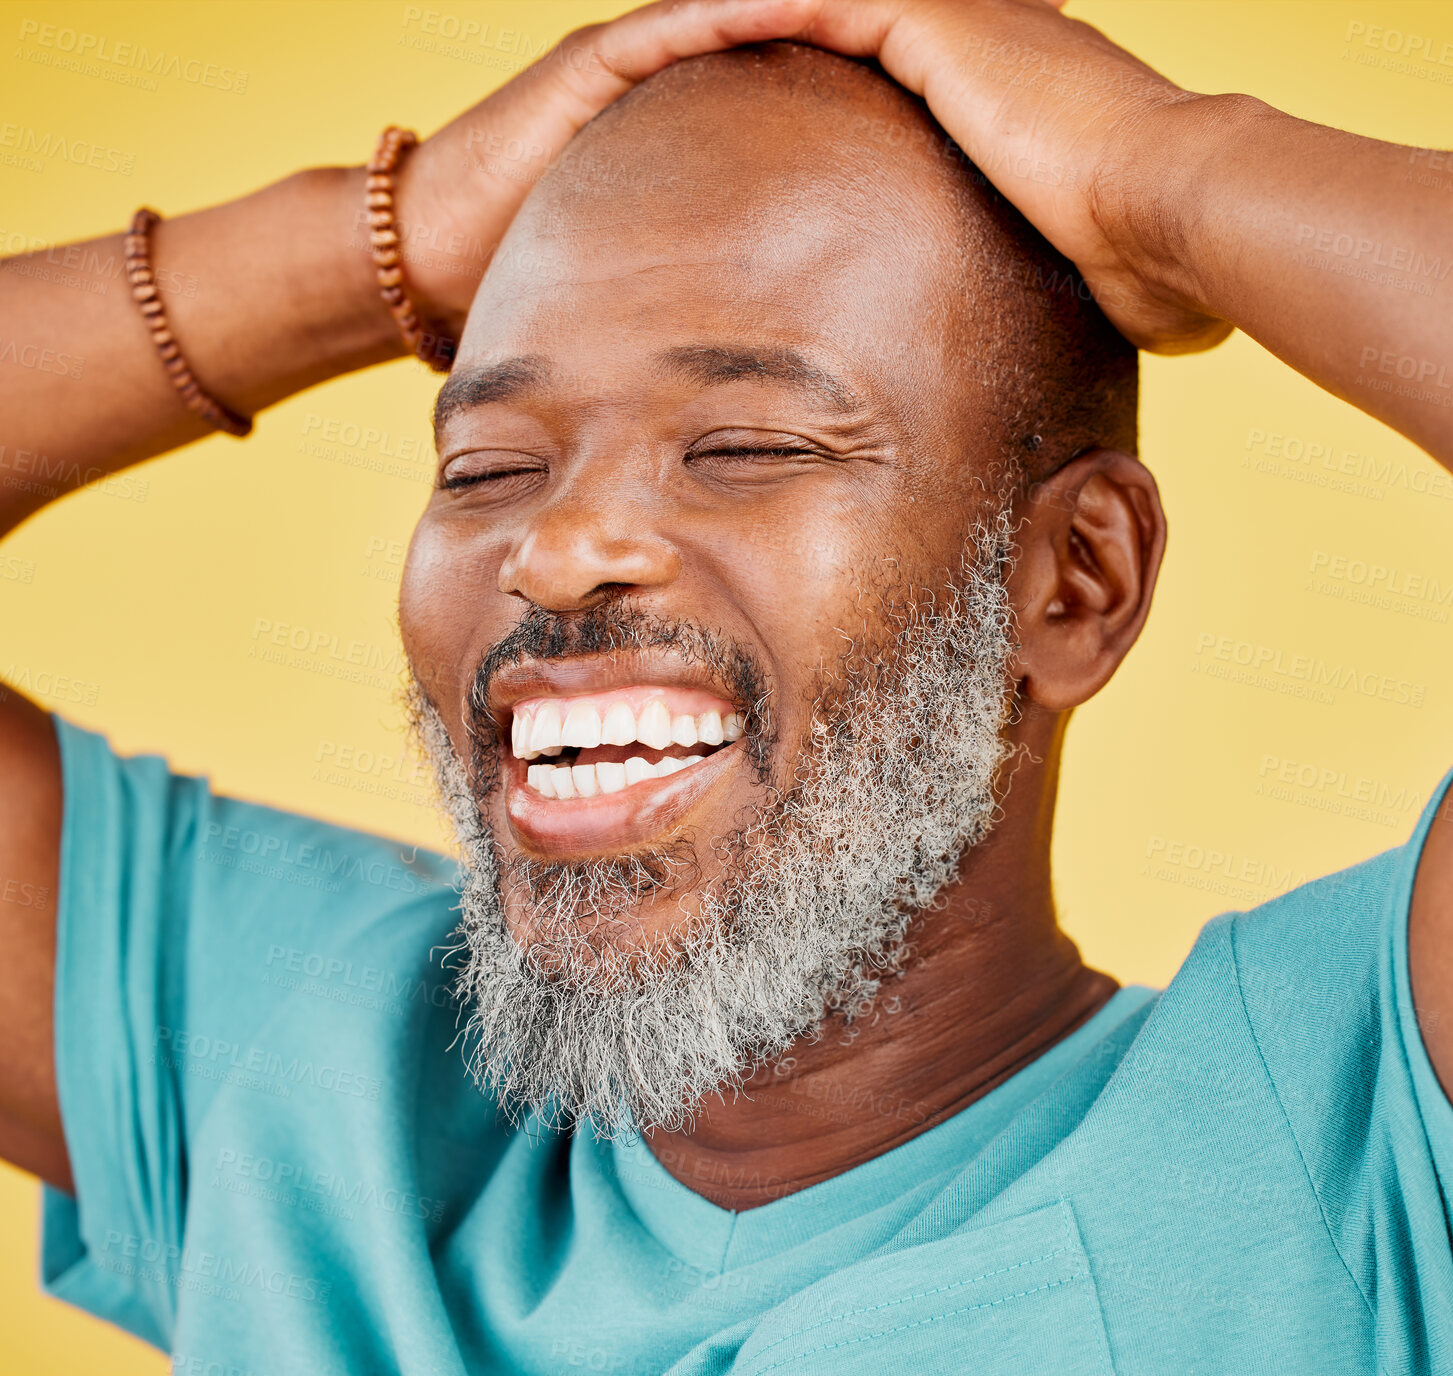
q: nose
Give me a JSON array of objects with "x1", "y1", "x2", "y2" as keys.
[{"x1": 497, "y1": 483, "x2": 682, "y2": 611}]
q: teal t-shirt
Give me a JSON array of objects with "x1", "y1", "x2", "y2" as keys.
[{"x1": 39, "y1": 716, "x2": 1453, "y2": 1374}]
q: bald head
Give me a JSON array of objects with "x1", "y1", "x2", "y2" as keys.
[{"x1": 457, "y1": 40, "x2": 1137, "y2": 493}]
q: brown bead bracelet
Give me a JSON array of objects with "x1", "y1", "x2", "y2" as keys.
[
  {"x1": 366, "y1": 126, "x2": 456, "y2": 372},
  {"x1": 124, "y1": 208, "x2": 253, "y2": 438}
]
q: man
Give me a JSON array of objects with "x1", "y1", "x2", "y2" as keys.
[{"x1": 0, "y1": 1, "x2": 1449, "y2": 1372}]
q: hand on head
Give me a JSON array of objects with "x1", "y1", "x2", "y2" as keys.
[{"x1": 401, "y1": 0, "x2": 1230, "y2": 354}]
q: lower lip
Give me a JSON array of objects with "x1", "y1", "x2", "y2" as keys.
[{"x1": 504, "y1": 743, "x2": 744, "y2": 854}]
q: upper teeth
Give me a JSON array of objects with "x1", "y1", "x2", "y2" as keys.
[{"x1": 510, "y1": 700, "x2": 743, "y2": 760}]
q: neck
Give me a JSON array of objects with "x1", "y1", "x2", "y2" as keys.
[{"x1": 643, "y1": 708, "x2": 1115, "y2": 1211}]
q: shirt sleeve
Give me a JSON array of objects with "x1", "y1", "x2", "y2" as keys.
[
  {"x1": 39, "y1": 715, "x2": 458, "y2": 1348},
  {"x1": 1229, "y1": 764, "x2": 1453, "y2": 1376}
]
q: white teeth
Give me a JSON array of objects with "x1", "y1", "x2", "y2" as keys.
[
  {"x1": 514, "y1": 697, "x2": 739, "y2": 757},
  {"x1": 513, "y1": 710, "x2": 541, "y2": 760},
  {"x1": 697, "y1": 711, "x2": 724, "y2": 746},
  {"x1": 526, "y1": 747, "x2": 721, "y2": 800},
  {"x1": 596, "y1": 761, "x2": 627, "y2": 794},
  {"x1": 571, "y1": 763, "x2": 599, "y2": 797},
  {"x1": 516, "y1": 694, "x2": 741, "y2": 794},
  {"x1": 637, "y1": 699, "x2": 672, "y2": 750},
  {"x1": 601, "y1": 702, "x2": 636, "y2": 746},
  {"x1": 671, "y1": 714, "x2": 698, "y2": 747},
  {"x1": 529, "y1": 703, "x2": 563, "y2": 755},
  {"x1": 562, "y1": 702, "x2": 602, "y2": 749}
]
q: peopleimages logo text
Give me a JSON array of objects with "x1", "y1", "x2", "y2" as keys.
[{"x1": 16, "y1": 19, "x2": 249, "y2": 93}]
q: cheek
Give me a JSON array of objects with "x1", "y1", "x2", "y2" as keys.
[
  {"x1": 398, "y1": 514, "x2": 507, "y2": 712},
  {"x1": 687, "y1": 493, "x2": 910, "y2": 719}
]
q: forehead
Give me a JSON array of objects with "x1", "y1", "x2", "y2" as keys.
[{"x1": 455, "y1": 133, "x2": 972, "y2": 411}]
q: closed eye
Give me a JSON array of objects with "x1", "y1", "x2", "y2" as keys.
[
  {"x1": 443, "y1": 469, "x2": 536, "y2": 491},
  {"x1": 439, "y1": 454, "x2": 547, "y2": 492},
  {"x1": 688, "y1": 445, "x2": 823, "y2": 461},
  {"x1": 684, "y1": 433, "x2": 847, "y2": 490}
]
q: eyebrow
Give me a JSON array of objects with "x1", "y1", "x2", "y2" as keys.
[
  {"x1": 433, "y1": 355, "x2": 548, "y2": 431},
  {"x1": 432, "y1": 344, "x2": 857, "y2": 436},
  {"x1": 655, "y1": 345, "x2": 856, "y2": 412}
]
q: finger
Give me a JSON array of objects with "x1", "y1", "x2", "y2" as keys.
[
  {"x1": 586, "y1": 0, "x2": 830, "y2": 81},
  {"x1": 451, "y1": 0, "x2": 813, "y2": 164},
  {"x1": 528, "y1": 0, "x2": 831, "y2": 122}
]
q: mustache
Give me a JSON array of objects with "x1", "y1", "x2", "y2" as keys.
[{"x1": 462, "y1": 601, "x2": 776, "y2": 794}]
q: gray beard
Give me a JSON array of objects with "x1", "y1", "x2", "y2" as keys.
[{"x1": 411, "y1": 512, "x2": 1016, "y2": 1137}]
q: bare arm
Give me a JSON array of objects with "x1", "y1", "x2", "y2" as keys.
[
  {"x1": 1115, "y1": 95, "x2": 1453, "y2": 465},
  {"x1": 772, "y1": 0, "x2": 1453, "y2": 464},
  {"x1": 0, "y1": 166, "x2": 394, "y2": 1192},
  {"x1": 0, "y1": 169, "x2": 401, "y2": 534},
  {"x1": 0, "y1": 691, "x2": 65, "y2": 1186},
  {"x1": 0, "y1": 0, "x2": 828, "y2": 1191}
]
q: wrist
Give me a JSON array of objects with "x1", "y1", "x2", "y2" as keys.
[
  {"x1": 150, "y1": 166, "x2": 408, "y2": 417},
  {"x1": 285, "y1": 164, "x2": 410, "y2": 367},
  {"x1": 1095, "y1": 91, "x2": 1264, "y2": 321},
  {"x1": 389, "y1": 141, "x2": 479, "y2": 342}
]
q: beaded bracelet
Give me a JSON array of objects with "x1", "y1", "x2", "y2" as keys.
[
  {"x1": 124, "y1": 208, "x2": 253, "y2": 438},
  {"x1": 366, "y1": 126, "x2": 456, "y2": 372}
]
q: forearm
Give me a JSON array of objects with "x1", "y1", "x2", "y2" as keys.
[
  {"x1": 1133, "y1": 95, "x2": 1453, "y2": 464},
  {"x1": 0, "y1": 166, "x2": 403, "y2": 537},
  {"x1": 0, "y1": 168, "x2": 406, "y2": 1186}
]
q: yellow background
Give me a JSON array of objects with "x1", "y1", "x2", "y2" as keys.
[{"x1": 2, "y1": 0, "x2": 1451, "y2": 1369}]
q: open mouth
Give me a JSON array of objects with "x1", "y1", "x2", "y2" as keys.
[{"x1": 508, "y1": 685, "x2": 743, "y2": 800}]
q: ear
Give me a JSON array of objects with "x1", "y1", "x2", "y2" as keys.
[{"x1": 1006, "y1": 449, "x2": 1166, "y2": 712}]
